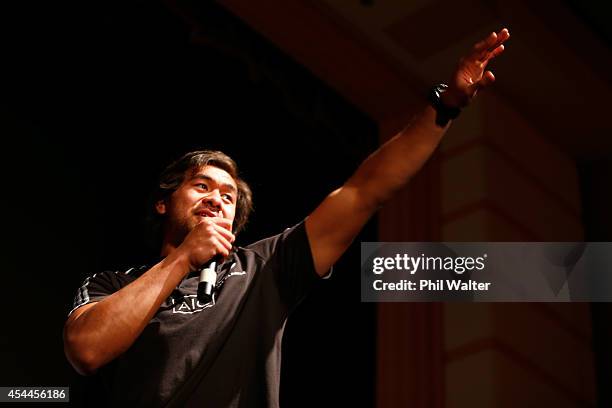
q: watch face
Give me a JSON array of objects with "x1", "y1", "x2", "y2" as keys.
[
  {"x1": 429, "y1": 84, "x2": 460, "y2": 126},
  {"x1": 429, "y1": 85, "x2": 445, "y2": 109}
]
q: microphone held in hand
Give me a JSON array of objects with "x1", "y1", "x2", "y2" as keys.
[{"x1": 197, "y1": 256, "x2": 222, "y2": 303}]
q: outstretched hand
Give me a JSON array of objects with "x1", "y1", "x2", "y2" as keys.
[{"x1": 443, "y1": 28, "x2": 510, "y2": 108}]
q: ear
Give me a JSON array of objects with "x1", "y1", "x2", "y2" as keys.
[{"x1": 155, "y1": 200, "x2": 167, "y2": 215}]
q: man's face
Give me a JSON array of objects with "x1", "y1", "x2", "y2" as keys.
[{"x1": 156, "y1": 165, "x2": 238, "y2": 245}]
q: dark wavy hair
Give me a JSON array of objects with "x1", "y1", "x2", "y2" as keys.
[{"x1": 150, "y1": 150, "x2": 253, "y2": 237}]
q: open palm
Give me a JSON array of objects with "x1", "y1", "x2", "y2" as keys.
[{"x1": 445, "y1": 28, "x2": 510, "y2": 107}]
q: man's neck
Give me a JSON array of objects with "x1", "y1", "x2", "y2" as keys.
[{"x1": 160, "y1": 239, "x2": 179, "y2": 258}]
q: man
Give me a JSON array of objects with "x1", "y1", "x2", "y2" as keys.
[{"x1": 64, "y1": 29, "x2": 510, "y2": 406}]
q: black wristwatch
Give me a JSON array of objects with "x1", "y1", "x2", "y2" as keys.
[{"x1": 428, "y1": 83, "x2": 461, "y2": 127}]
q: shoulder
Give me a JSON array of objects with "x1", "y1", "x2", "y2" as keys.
[
  {"x1": 94, "y1": 264, "x2": 149, "y2": 283},
  {"x1": 241, "y1": 221, "x2": 308, "y2": 260},
  {"x1": 68, "y1": 263, "x2": 150, "y2": 315}
]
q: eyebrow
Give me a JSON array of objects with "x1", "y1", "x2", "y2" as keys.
[{"x1": 191, "y1": 174, "x2": 237, "y2": 194}]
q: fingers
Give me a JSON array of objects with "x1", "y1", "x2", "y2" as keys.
[
  {"x1": 207, "y1": 217, "x2": 235, "y2": 244},
  {"x1": 473, "y1": 32, "x2": 497, "y2": 53},
  {"x1": 474, "y1": 28, "x2": 510, "y2": 51},
  {"x1": 193, "y1": 217, "x2": 235, "y2": 255},
  {"x1": 204, "y1": 218, "x2": 234, "y2": 255},
  {"x1": 212, "y1": 234, "x2": 232, "y2": 257},
  {"x1": 480, "y1": 70, "x2": 495, "y2": 87},
  {"x1": 497, "y1": 28, "x2": 510, "y2": 43},
  {"x1": 212, "y1": 221, "x2": 235, "y2": 244},
  {"x1": 208, "y1": 216, "x2": 233, "y2": 232},
  {"x1": 200, "y1": 222, "x2": 232, "y2": 257},
  {"x1": 472, "y1": 28, "x2": 510, "y2": 62},
  {"x1": 489, "y1": 44, "x2": 505, "y2": 59}
]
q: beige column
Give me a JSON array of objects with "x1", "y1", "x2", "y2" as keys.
[{"x1": 377, "y1": 93, "x2": 595, "y2": 407}]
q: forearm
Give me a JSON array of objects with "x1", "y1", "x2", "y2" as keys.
[
  {"x1": 64, "y1": 252, "x2": 190, "y2": 374},
  {"x1": 305, "y1": 104, "x2": 449, "y2": 275},
  {"x1": 347, "y1": 104, "x2": 448, "y2": 208}
]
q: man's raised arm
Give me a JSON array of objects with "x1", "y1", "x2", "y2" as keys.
[{"x1": 305, "y1": 29, "x2": 510, "y2": 276}]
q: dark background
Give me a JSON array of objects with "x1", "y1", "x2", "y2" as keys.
[
  {"x1": 3, "y1": 0, "x2": 612, "y2": 407},
  {"x1": 1, "y1": 1, "x2": 376, "y2": 406}
]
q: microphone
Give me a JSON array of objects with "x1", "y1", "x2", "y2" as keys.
[{"x1": 197, "y1": 256, "x2": 222, "y2": 303}]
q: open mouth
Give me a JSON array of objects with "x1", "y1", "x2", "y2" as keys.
[{"x1": 196, "y1": 209, "x2": 219, "y2": 218}]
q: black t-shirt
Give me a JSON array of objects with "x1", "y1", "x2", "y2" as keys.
[{"x1": 68, "y1": 221, "x2": 327, "y2": 407}]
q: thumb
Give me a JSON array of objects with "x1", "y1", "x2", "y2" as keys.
[
  {"x1": 477, "y1": 70, "x2": 496, "y2": 90},
  {"x1": 466, "y1": 70, "x2": 495, "y2": 99}
]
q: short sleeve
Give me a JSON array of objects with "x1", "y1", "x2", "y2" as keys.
[
  {"x1": 245, "y1": 220, "x2": 330, "y2": 309},
  {"x1": 67, "y1": 270, "x2": 126, "y2": 317}
]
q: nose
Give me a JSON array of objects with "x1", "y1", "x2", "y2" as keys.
[{"x1": 203, "y1": 189, "x2": 222, "y2": 210}]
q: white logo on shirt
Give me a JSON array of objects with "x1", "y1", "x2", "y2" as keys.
[
  {"x1": 170, "y1": 269, "x2": 247, "y2": 314},
  {"x1": 171, "y1": 294, "x2": 215, "y2": 314}
]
